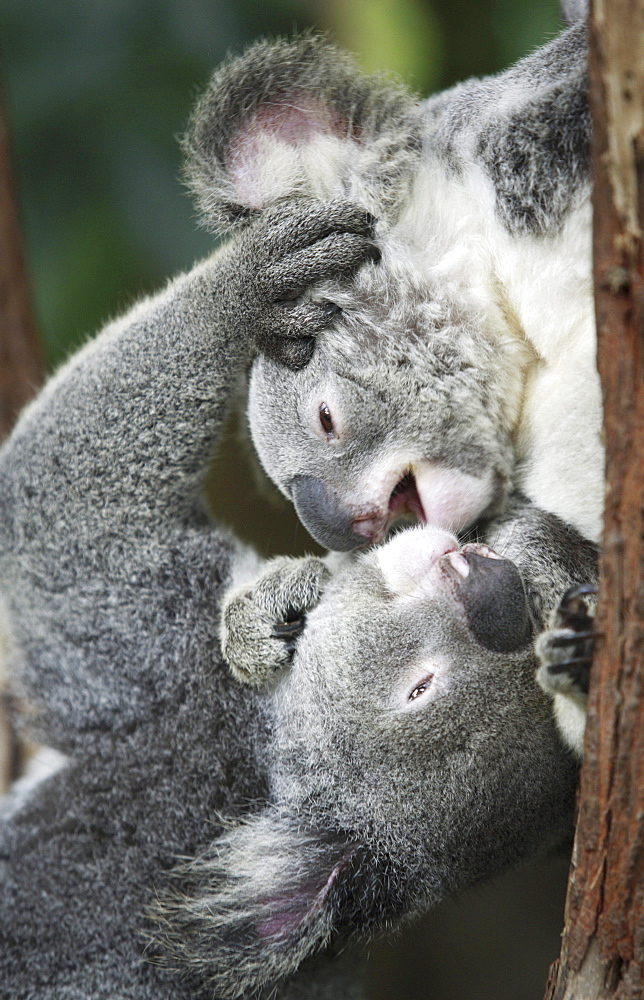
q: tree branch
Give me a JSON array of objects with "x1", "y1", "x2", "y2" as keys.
[
  {"x1": 0, "y1": 87, "x2": 42, "y2": 793},
  {"x1": 544, "y1": 1, "x2": 644, "y2": 996}
]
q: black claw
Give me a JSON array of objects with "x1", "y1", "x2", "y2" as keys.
[
  {"x1": 365, "y1": 240, "x2": 382, "y2": 265},
  {"x1": 548, "y1": 629, "x2": 602, "y2": 648},
  {"x1": 556, "y1": 583, "x2": 596, "y2": 631},
  {"x1": 271, "y1": 616, "x2": 306, "y2": 642},
  {"x1": 548, "y1": 657, "x2": 591, "y2": 694}
]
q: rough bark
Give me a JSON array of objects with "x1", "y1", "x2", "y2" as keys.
[
  {"x1": 544, "y1": 1, "x2": 644, "y2": 997},
  {"x1": 0, "y1": 90, "x2": 42, "y2": 793}
]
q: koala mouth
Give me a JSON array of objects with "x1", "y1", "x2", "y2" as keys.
[{"x1": 388, "y1": 472, "x2": 426, "y2": 524}]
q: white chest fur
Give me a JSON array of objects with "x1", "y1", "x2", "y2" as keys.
[{"x1": 395, "y1": 160, "x2": 603, "y2": 543}]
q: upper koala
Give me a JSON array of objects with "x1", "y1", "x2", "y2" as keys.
[{"x1": 184, "y1": 20, "x2": 601, "y2": 552}]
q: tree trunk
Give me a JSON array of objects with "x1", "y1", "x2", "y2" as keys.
[
  {"x1": 544, "y1": 2, "x2": 644, "y2": 997},
  {"x1": 0, "y1": 90, "x2": 42, "y2": 793}
]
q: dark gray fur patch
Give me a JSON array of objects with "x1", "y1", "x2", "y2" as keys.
[
  {"x1": 424, "y1": 21, "x2": 590, "y2": 235},
  {"x1": 476, "y1": 80, "x2": 590, "y2": 235}
]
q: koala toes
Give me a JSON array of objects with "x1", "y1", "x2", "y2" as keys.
[
  {"x1": 536, "y1": 584, "x2": 600, "y2": 756},
  {"x1": 536, "y1": 583, "x2": 599, "y2": 698},
  {"x1": 220, "y1": 556, "x2": 331, "y2": 687}
]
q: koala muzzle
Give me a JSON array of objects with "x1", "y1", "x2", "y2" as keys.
[
  {"x1": 459, "y1": 550, "x2": 533, "y2": 653},
  {"x1": 289, "y1": 475, "x2": 367, "y2": 551}
]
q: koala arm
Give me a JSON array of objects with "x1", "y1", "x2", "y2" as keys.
[
  {"x1": 490, "y1": 494, "x2": 598, "y2": 755},
  {"x1": 0, "y1": 201, "x2": 374, "y2": 748}
]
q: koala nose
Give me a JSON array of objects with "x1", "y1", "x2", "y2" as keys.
[
  {"x1": 459, "y1": 550, "x2": 533, "y2": 653},
  {"x1": 289, "y1": 475, "x2": 366, "y2": 551}
]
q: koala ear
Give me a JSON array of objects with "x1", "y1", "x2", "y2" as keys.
[
  {"x1": 183, "y1": 34, "x2": 423, "y2": 234},
  {"x1": 149, "y1": 810, "x2": 362, "y2": 999}
]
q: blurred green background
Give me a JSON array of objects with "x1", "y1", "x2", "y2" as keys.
[{"x1": 1, "y1": 2, "x2": 571, "y2": 998}]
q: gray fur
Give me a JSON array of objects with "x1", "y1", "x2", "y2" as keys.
[
  {"x1": 0, "y1": 196, "x2": 595, "y2": 999},
  {"x1": 0, "y1": 207, "x2": 375, "y2": 999},
  {"x1": 155, "y1": 496, "x2": 597, "y2": 996},
  {"x1": 180, "y1": 23, "x2": 595, "y2": 547},
  {"x1": 424, "y1": 21, "x2": 590, "y2": 234},
  {"x1": 186, "y1": 26, "x2": 589, "y2": 241},
  {"x1": 247, "y1": 246, "x2": 520, "y2": 547},
  {"x1": 183, "y1": 24, "x2": 599, "y2": 752},
  {"x1": 0, "y1": 19, "x2": 597, "y2": 996},
  {"x1": 184, "y1": 34, "x2": 423, "y2": 234}
]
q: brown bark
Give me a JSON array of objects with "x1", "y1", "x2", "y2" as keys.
[
  {"x1": 0, "y1": 90, "x2": 42, "y2": 793},
  {"x1": 544, "y1": 2, "x2": 644, "y2": 998},
  {"x1": 0, "y1": 92, "x2": 42, "y2": 435}
]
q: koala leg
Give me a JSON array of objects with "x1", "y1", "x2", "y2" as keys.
[
  {"x1": 536, "y1": 583, "x2": 599, "y2": 755},
  {"x1": 220, "y1": 556, "x2": 331, "y2": 687}
]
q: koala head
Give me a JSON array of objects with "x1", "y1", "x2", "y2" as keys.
[
  {"x1": 152, "y1": 528, "x2": 578, "y2": 999},
  {"x1": 185, "y1": 36, "x2": 529, "y2": 549},
  {"x1": 248, "y1": 249, "x2": 521, "y2": 548}
]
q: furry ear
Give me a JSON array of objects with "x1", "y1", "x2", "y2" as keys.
[
  {"x1": 183, "y1": 34, "x2": 423, "y2": 234},
  {"x1": 148, "y1": 810, "x2": 361, "y2": 999}
]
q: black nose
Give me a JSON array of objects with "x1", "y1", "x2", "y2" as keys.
[
  {"x1": 289, "y1": 475, "x2": 366, "y2": 551},
  {"x1": 460, "y1": 552, "x2": 533, "y2": 653}
]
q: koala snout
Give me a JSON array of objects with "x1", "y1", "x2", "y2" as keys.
[
  {"x1": 289, "y1": 475, "x2": 373, "y2": 551},
  {"x1": 459, "y1": 549, "x2": 533, "y2": 653}
]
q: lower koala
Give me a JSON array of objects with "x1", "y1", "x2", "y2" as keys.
[{"x1": 0, "y1": 204, "x2": 594, "y2": 998}]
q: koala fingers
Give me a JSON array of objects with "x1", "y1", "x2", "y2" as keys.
[
  {"x1": 258, "y1": 199, "x2": 377, "y2": 256},
  {"x1": 221, "y1": 592, "x2": 292, "y2": 688},
  {"x1": 536, "y1": 583, "x2": 599, "y2": 698},
  {"x1": 264, "y1": 231, "x2": 381, "y2": 303},
  {"x1": 255, "y1": 301, "x2": 339, "y2": 368},
  {"x1": 220, "y1": 557, "x2": 331, "y2": 687}
]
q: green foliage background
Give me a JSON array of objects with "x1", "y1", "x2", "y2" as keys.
[
  {"x1": 1, "y1": 5, "x2": 572, "y2": 1000},
  {"x1": 1, "y1": 0, "x2": 561, "y2": 367}
]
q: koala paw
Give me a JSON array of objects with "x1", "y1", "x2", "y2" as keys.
[
  {"x1": 233, "y1": 199, "x2": 380, "y2": 369},
  {"x1": 536, "y1": 583, "x2": 599, "y2": 699},
  {"x1": 220, "y1": 556, "x2": 331, "y2": 687}
]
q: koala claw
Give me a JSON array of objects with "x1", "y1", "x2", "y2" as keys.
[
  {"x1": 220, "y1": 556, "x2": 331, "y2": 687},
  {"x1": 536, "y1": 584, "x2": 599, "y2": 698}
]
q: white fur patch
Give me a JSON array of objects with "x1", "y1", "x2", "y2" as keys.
[
  {"x1": 414, "y1": 463, "x2": 495, "y2": 533},
  {"x1": 377, "y1": 524, "x2": 458, "y2": 596},
  {"x1": 392, "y1": 156, "x2": 601, "y2": 543},
  {"x1": 551, "y1": 692, "x2": 586, "y2": 756},
  {"x1": 0, "y1": 745, "x2": 68, "y2": 823}
]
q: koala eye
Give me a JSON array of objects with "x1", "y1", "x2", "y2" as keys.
[
  {"x1": 318, "y1": 402, "x2": 335, "y2": 438},
  {"x1": 408, "y1": 675, "x2": 434, "y2": 702}
]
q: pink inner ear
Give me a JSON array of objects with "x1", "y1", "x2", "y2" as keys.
[{"x1": 226, "y1": 95, "x2": 357, "y2": 208}]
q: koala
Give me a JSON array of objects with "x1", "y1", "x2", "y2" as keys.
[
  {"x1": 180, "y1": 15, "x2": 599, "y2": 749},
  {"x1": 160, "y1": 495, "x2": 598, "y2": 995},
  {"x1": 184, "y1": 20, "x2": 599, "y2": 546},
  {"x1": 0, "y1": 199, "x2": 596, "y2": 998}
]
